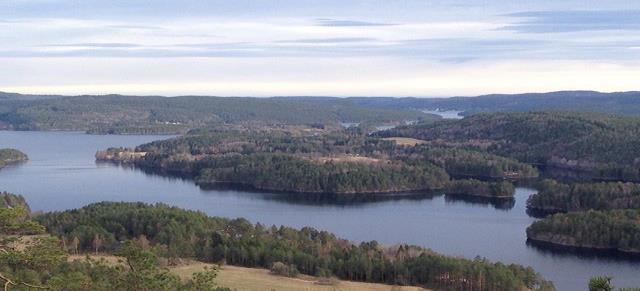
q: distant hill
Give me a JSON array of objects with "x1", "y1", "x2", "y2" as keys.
[
  {"x1": 3, "y1": 90, "x2": 640, "y2": 134},
  {"x1": 0, "y1": 93, "x2": 435, "y2": 134},
  {"x1": 0, "y1": 91, "x2": 64, "y2": 101},
  {"x1": 346, "y1": 91, "x2": 640, "y2": 116}
]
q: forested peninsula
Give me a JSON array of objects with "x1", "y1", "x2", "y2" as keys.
[
  {"x1": 0, "y1": 194, "x2": 554, "y2": 291},
  {"x1": 527, "y1": 210, "x2": 640, "y2": 255},
  {"x1": 96, "y1": 126, "x2": 532, "y2": 196},
  {"x1": 527, "y1": 180, "x2": 640, "y2": 214}
]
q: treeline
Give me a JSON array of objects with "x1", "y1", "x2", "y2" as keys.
[
  {"x1": 527, "y1": 209, "x2": 640, "y2": 254},
  {"x1": 37, "y1": 202, "x2": 554, "y2": 290},
  {"x1": 448, "y1": 179, "x2": 515, "y2": 198},
  {"x1": 527, "y1": 180, "x2": 640, "y2": 214},
  {"x1": 86, "y1": 122, "x2": 190, "y2": 135},
  {"x1": 0, "y1": 148, "x2": 27, "y2": 169},
  {"x1": 0, "y1": 94, "x2": 435, "y2": 133},
  {"x1": 379, "y1": 112, "x2": 640, "y2": 182}
]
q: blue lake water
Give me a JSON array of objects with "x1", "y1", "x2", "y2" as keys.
[
  {"x1": 423, "y1": 109, "x2": 464, "y2": 119},
  {"x1": 0, "y1": 130, "x2": 638, "y2": 290}
]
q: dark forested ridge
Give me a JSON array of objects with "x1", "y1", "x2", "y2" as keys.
[
  {"x1": 0, "y1": 93, "x2": 435, "y2": 134},
  {"x1": 0, "y1": 148, "x2": 28, "y2": 169},
  {"x1": 527, "y1": 210, "x2": 640, "y2": 255},
  {"x1": 380, "y1": 112, "x2": 640, "y2": 182},
  {"x1": 35, "y1": 201, "x2": 554, "y2": 290},
  {"x1": 96, "y1": 127, "x2": 530, "y2": 196}
]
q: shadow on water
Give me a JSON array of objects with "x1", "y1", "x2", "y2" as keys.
[
  {"x1": 525, "y1": 207, "x2": 561, "y2": 219},
  {"x1": 526, "y1": 239, "x2": 640, "y2": 263},
  {"x1": 96, "y1": 160, "x2": 194, "y2": 183},
  {"x1": 204, "y1": 187, "x2": 442, "y2": 207},
  {"x1": 539, "y1": 166, "x2": 640, "y2": 184},
  {"x1": 444, "y1": 194, "x2": 515, "y2": 210},
  {"x1": 1, "y1": 160, "x2": 28, "y2": 170}
]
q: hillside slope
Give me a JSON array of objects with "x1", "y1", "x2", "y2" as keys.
[{"x1": 379, "y1": 112, "x2": 640, "y2": 181}]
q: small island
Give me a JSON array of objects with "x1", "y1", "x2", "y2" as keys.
[
  {"x1": 526, "y1": 209, "x2": 640, "y2": 255},
  {"x1": 0, "y1": 148, "x2": 28, "y2": 170}
]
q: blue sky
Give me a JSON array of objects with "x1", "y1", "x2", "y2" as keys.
[{"x1": 1, "y1": 0, "x2": 639, "y2": 96}]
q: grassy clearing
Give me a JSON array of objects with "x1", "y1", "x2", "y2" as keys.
[
  {"x1": 175, "y1": 263, "x2": 427, "y2": 291},
  {"x1": 69, "y1": 255, "x2": 426, "y2": 291},
  {"x1": 310, "y1": 155, "x2": 383, "y2": 165}
]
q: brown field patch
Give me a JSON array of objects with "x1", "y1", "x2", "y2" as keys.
[{"x1": 383, "y1": 137, "x2": 427, "y2": 146}]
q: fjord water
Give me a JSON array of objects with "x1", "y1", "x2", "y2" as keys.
[{"x1": 1, "y1": 131, "x2": 638, "y2": 290}]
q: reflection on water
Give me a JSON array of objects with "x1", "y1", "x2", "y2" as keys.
[
  {"x1": 213, "y1": 189, "x2": 440, "y2": 207},
  {"x1": 1, "y1": 131, "x2": 640, "y2": 290},
  {"x1": 445, "y1": 194, "x2": 515, "y2": 210}
]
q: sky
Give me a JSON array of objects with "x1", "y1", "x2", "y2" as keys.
[{"x1": 1, "y1": 0, "x2": 640, "y2": 97}]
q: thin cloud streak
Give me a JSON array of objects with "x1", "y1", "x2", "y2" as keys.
[
  {"x1": 502, "y1": 10, "x2": 640, "y2": 33},
  {"x1": 314, "y1": 18, "x2": 396, "y2": 27}
]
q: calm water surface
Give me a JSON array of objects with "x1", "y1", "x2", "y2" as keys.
[
  {"x1": 0, "y1": 131, "x2": 638, "y2": 290},
  {"x1": 423, "y1": 109, "x2": 464, "y2": 119}
]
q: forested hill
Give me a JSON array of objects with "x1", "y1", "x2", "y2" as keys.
[
  {"x1": 0, "y1": 93, "x2": 435, "y2": 134},
  {"x1": 378, "y1": 112, "x2": 640, "y2": 181},
  {"x1": 345, "y1": 91, "x2": 640, "y2": 116}
]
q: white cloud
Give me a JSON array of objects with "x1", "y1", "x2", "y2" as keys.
[{"x1": 2, "y1": 57, "x2": 638, "y2": 96}]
